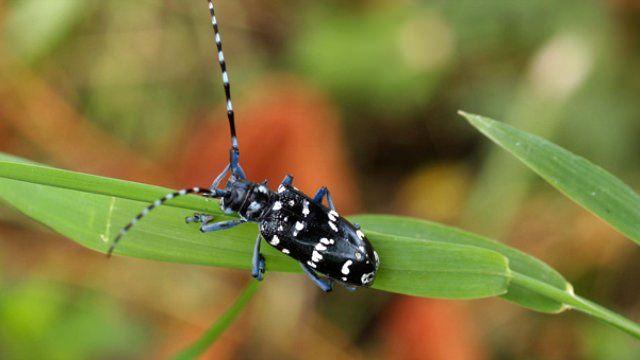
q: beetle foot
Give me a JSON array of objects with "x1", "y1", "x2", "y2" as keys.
[
  {"x1": 252, "y1": 254, "x2": 266, "y2": 281},
  {"x1": 185, "y1": 212, "x2": 213, "y2": 224}
]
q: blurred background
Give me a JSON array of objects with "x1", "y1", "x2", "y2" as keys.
[{"x1": 1, "y1": 0, "x2": 640, "y2": 359}]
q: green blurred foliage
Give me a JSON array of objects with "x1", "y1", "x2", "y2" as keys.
[
  {"x1": 290, "y1": 3, "x2": 450, "y2": 117},
  {"x1": 583, "y1": 321, "x2": 640, "y2": 360},
  {"x1": 3, "y1": 0, "x2": 90, "y2": 63},
  {"x1": 0, "y1": 280, "x2": 148, "y2": 360}
]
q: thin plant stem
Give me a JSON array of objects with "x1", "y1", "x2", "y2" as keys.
[
  {"x1": 173, "y1": 280, "x2": 260, "y2": 359},
  {"x1": 511, "y1": 272, "x2": 640, "y2": 339}
]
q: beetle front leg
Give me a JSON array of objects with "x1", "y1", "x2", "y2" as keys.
[
  {"x1": 300, "y1": 263, "x2": 332, "y2": 292},
  {"x1": 199, "y1": 219, "x2": 246, "y2": 232},
  {"x1": 312, "y1": 186, "x2": 336, "y2": 210},
  {"x1": 252, "y1": 233, "x2": 266, "y2": 281},
  {"x1": 185, "y1": 213, "x2": 214, "y2": 224}
]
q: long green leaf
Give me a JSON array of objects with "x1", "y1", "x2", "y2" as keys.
[
  {"x1": 2, "y1": 154, "x2": 639, "y2": 338},
  {"x1": 0, "y1": 159, "x2": 510, "y2": 299},
  {"x1": 460, "y1": 111, "x2": 640, "y2": 246},
  {"x1": 352, "y1": 215, "x2": 569, "y2": 313}
]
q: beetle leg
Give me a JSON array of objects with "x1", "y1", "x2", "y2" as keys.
[
  {"x1": 280, "y1": 174, "x2": 293, "y2": 187},
  {"x1": 341, "y1": 283, "x2": 357, "y2": 292},
  {"x1": 300, "y1": 263, "x2": 332, "y2": 292},
  {"x1": 312, "y1": 186, "x2": 336, "y2": 210},
  {"x1": 252, "y1": 233, "x2": 266, "y2": 281},
  {"x1": 210, "y1": 164, "x2": 230, "y2": 189},
  {"x1": 185, "y1": 212, "x2": 214, "y2": 224},
  {"x1": 199, "y1": 219, "x2": 246, "y2": 232}
]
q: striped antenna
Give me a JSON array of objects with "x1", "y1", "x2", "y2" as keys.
[
  {"x1": 206, "y1": 0, "x2": 239, "y2": 150},
  {"x1": 107, "y1": 187, "x2": 221, "y2": 257}
]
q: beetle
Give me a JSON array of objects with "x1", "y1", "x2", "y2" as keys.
[{"x1": 107, "y1": 0, "x2": 379, "y2": 292}]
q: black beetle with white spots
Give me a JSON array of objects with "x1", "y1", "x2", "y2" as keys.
[{"x1": 107, "y1": 0, "x2": 379, "y2": 292}]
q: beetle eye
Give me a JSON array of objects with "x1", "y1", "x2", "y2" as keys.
[{"x1": 355, "y1": 252, "x2": 362, "y2": 261}]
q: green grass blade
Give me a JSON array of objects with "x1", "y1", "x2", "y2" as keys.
[
  {"x1": 0, "y1": 159, "x2": 510, "y2": 299},
  {"x1": 511, "y1": 273, "x2": 640, "y2": 339},
  {"x1": 173, "y1": 281, "x2": 260, "y2": 360},
  {"x1": 352, "y1": 215, "x2": 569, "y2": 313},
  {"x1": 0, "y1": 160, "x2": 216, "y2": 214},
  {"x1": 460, "y1": 111, "x2": 640, "y2": 246}
]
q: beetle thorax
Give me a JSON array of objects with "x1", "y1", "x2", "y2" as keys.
[{"x1": 220, "y1": 179, "x2": 274, "y2": 221}]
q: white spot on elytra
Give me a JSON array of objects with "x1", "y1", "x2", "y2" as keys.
[
  {"x1": 278, "y1": 185, "x2": 285, "y2": 193},
  {"x1": 295, "y1": 221, "x2": 305, "y2": 231},
  {"x1": 272, "y1": 201, "x2": 282, "y2": 211},
  {"x1": 342, "y1": 277, "x2": 347, "y2": 281},
  {"x1": 307, "y1": 261, "x2": 317, "y2": 268},
  {"x1": 320, "y1": 238, "x2": 331, "y2": 245},
  {"x1": 315, "y1": 243, "x2": 327, "y2": 251},
  {"x1": 278, "y1": 225, "x2": 283, "y2": 231},
  {"x1": 311, "y1": 250, "x2": 323, "y2": 262},
  {"x1": 258, "y1": 185, "x2": 268, "y2": 194},
  {"x1": 356, "y1": 230, "x2": 365, "y2": 239},
  {"x1": 361, "y1": 272, "x2": 375, "y2": 285},
  {"x1": 282, "y1": 248, "x2": 290, "y2": 254},
  {"x1": 341, "y1": 260, "x2": 353, "y2": 275},
  {"x1": 328, "y1": 210, "x2": 339, "y2": 221},
  {"x1": 329, "y1": 221, "x2": 338, "y2": 232},
  {"x1": 355, "y1": 252, "x2": 362, "y2": 261},
  {"x1": 270, "y1": 235, "x2": 280, "y2": 246},
  {"x1": 288, "y1": 200, "x2": 295, "y2": 206},
  {"x1": 302, "y1": 200, "x2": 310, "y2": 216}
]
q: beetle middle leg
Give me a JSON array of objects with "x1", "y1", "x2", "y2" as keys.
[
  {"x1": 312, "y1": 186, "x2": 336, "y2": 210},
  {"x1": 252, "y1": 233, "x2": 266, "y2": 281},
  {"x1": 300, "y1": 263, "x2": 332, "y2": 292}
]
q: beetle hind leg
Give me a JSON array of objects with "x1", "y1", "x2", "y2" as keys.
[
  {"x1": 280, "y1": 174, "x2": 293, "y2": 187},
  {"x1": 312, "y1": 186, "x2": 336, "y2": 210},
  {"x1": 300, "y1": 263, "x2": 332, "y2": 292}
]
